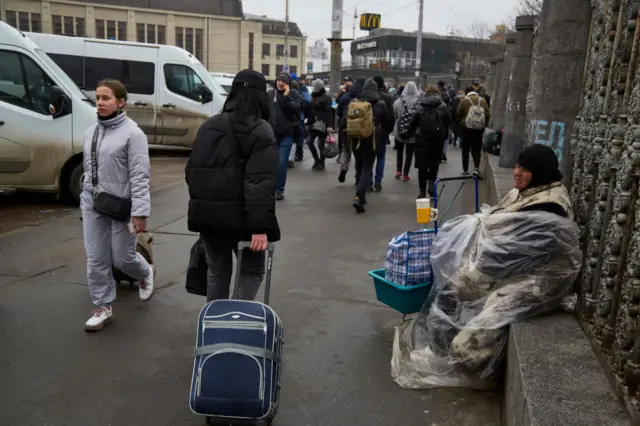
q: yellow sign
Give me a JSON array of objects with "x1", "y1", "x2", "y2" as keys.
[{"x1": 359, "y1": 14, "x2": 381, "y2": 31}]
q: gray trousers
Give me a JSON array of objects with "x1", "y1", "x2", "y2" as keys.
[
  {"x1": 82, "y1": 207, "x2": 151, "y2": 306},
  {"x1": 340, "y1": 132, "x2": 352, "y2": 172},
  {"x1": 201, "y1": 234, "x2": 265, "y2": 302}
]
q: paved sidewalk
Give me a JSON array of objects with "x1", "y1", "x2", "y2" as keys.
[{"x1": 0, "y1": 146, "x2": 499, "y2": 426}]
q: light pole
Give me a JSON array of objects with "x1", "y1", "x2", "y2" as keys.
[
  {"x1": 415, "y1": 0, "x2": 424, "y2": 87},
  {"x1": 284, "y1": 0, "x2": 290, "y2": 72}
]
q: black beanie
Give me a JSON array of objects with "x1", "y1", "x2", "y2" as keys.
[{"x1": 516, "y1": 144, "x2": 563, "y2": 189}]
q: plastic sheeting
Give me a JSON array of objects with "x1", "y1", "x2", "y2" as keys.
[{"x1": 391, "y1": 207, "x2": 583, "y2": 390}]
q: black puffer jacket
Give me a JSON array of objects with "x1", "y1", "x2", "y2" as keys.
[
  {"x1": 406, "y1": 92, "x2": 451, "y2": 158},
  {"x1": 266, "y1": 88, "x2": 301, "y2": 138},
  {"x1": 309, "y1": 88, "x2": 333, "y2": 129},
  {"x1": 378, "y1": 89, "x2": 396, "y2": 135},
  {"x1": 185, "y1": 107, "x2": 281, "y2": 242}
]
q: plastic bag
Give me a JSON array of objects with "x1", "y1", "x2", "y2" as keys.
[
  {"x1": 322, "y1": 130, "x2": 339, "y2": 159},
  {"x1": 391, "y1": 207, "x2": 582, "y2": 389},
  {"x1": 385, "y1": 230, "x2": 434, "y2": 286}
]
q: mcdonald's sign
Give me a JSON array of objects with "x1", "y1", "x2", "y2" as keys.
[{"x1": 359, "y1": 13, "x2": 381, "y2": 31}]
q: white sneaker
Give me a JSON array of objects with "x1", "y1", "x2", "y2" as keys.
[
  {"x1": 85, "y1": 306, "x2": 113, "y2": 331},
  {"x1": 139, "y1": 264, "x2": 155, "y2": 301}
]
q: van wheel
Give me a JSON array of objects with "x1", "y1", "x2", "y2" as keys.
[{"x1": 67, "y1": 162, "x2": 84, "y2": 205}]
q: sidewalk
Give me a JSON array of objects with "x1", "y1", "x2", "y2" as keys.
[{"x1": 0, "y1": 146, "x2": 499, "y2": 426}]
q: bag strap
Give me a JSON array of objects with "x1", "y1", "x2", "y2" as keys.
[{"x1": 90, "y1": 125, "x2": 100, "y2": 189}]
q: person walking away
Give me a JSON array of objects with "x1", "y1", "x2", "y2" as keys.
[
  {"x1": 436, "y1": 80, "x2": 452, "y2": 163},
  {"x1": 307, "y1": 79, "x2": 333, "y2": 171},
  {"x1": 449, "y1": 89, "x2": 464, "y2": 147},
  {"x1": 290, "y1": 73, "x2": 309, "y2": 163},
  {"x1": 81, "y1": 79, "x2": 154, "y2": 331},
  {"x1": 393, "y1": 81, "x2": 420, "y2": 181},
  {"x1": 458, "y1": 86, "x2": 490, "y2": 179},
  {"x1": 336, "y1": 76, "x2": 366, "y2": 183},
  {"x1": 267, "y1": 73, "x2": 302, "y2": 200},
  {"x1": 335, "y1": 76, "x2": 353, "y2": 104},
  {"x1": 344, "y1": 78, "x2": 389, "y2": 213},
  {"x1": 370, "y1": 76, "x2": 395, "y2": 192},
  {"x1": 472, "y1": 81, "x2": 491, "y2": 107},
  {"x1": 185, "y1": 69, "x2": 280, "y2": 302},
  {"x1": 403, "y1": 85, "x2": 450, "y2": 198}
]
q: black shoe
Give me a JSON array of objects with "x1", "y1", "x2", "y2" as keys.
[
  {"x1": 353, "y1": 197, "x2": 366, "y2": 213},
  {"x1": 318, "y1": 163, "x2": 325, "y2": 171},
  {"x1": 288, "y1": 160, "x2": 295, "y2": 169},
  {"x1": 275, "y1": 191, "x2": 284, "y2": 201},
  {"x1": 295, "y1": 154, "x2": 303, "y2": 162},
  {"x1": 442, "y1": 154, "x2": 448, "y2": 163},
  {"x1": 374, "y1": 183, "x2": 382, "y2": 192},
  {"x1": 367, "y1": 186, "x2": 374, "y2": 193},
  {"x1": 417, "y1": 192, "x2": 426, "y2": 199},
  {"x1": 462, "y1": 170, "x2": 469, "y2": 176},
  {"x1": 338, "y1": 170, "x2": 347, "y2": 183},
  {"x1": 311, "y1": 161, "x2": 320, "y2": 171}
]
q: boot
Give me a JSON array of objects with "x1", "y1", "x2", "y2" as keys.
[
  {"x1": 428, "y1": 180, "x2": 435, "y2": 197},
  {"x1": 353, "y1": 196, "x2": 366, "y2": 213}
]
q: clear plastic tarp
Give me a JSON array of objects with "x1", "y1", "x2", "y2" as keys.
[{"x1": 391, "y1": 206, "x2": 583, "y2": 389}]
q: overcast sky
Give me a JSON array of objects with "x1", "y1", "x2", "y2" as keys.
[{"x1": 242, "y1": 0, "x2": 520, "y2": 53}]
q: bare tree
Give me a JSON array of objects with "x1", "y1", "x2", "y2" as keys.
[
  {"x1": 516, "y1": 0, "x2": 543, "y2": 15},
  {"x1": 447, "y1": 23, "x2": 503, "y2": 79}
]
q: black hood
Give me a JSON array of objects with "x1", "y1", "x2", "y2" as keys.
[
  {"x1": 311, "y1": 88, "x2": 326, "y2": 97},
  {"x1": 358, "y1": 89, "x2": 380, "y2": 102},
  {"x1": 420, "y1": 92, "x2": 443, "y2": 108},
  {"x1": 348, "y1": 83, "x2": 363, "y2": 97}
]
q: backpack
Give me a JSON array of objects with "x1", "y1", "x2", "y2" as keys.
[
  {"x1": 346, "y1": 99, "x2": 374, "y2": 139},
  {"x1": 464, "y1": 96, "x2": 486, "y2": 130},
  {"x1": 419, "y1": 106, "x2": 442, "y2": 140},
  {"x1": 397, "y1": 98, "x2": 415, "y2": 139}
]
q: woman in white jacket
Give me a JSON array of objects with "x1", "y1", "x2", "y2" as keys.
[{"x1": 81, "y1": 79, "x2": 154, "y2": 331}]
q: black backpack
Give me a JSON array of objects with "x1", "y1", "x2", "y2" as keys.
[{"x1": 418, "y1": 106, "x2": 443, "y2": 141}]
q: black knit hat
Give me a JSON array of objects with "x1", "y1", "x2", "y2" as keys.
[
  {"x1": 276, "y1": 73, "x2": 291, "y2": 85},
  {"x1": 232, "y1": 69, "x2": 267, "y2": 92},
  {"x1": 516, "y1": 144, "x2": 563, "y2": 188}
]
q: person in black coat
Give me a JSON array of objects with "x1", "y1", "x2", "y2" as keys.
[
  {"x1": 185, "y1": 69, "x2": 280, "y2": 302},
  {"x1": 337, "y1": 77, "x2": 366, "y2": 183},
  {"x1": 371, "y1": 76, "x2": 395, "y2": 191},
  {"x1": 405, "y1": 85, "x2": 451, "y2": 198},
  {"x1": 307, "y1": 79, "x2": 333, "y2": 171},
  {"x1": 343, "y1": 78, "x2": 390, "y2": 213}
]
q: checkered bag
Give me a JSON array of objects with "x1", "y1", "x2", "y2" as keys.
[{"x1": 385, "y1": 230, "x2": 434, "y2": 286}]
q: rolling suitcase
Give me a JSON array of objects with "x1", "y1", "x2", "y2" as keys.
[{"x1": 189, "y1": 242, "x2": 282, "y2": 425}]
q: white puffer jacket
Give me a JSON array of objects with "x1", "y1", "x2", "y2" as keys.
[{"x1": 80, "y1": 112, "x2": 151, "y2": 217}]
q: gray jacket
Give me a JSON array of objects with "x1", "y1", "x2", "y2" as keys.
[{"x1": 80, "y1": 112, "x2": 151, "y2": 218}]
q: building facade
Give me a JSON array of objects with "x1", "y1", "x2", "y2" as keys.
[
  {"x1": 0, "y1": 0, "x2": 305, "y2": 78},
  {"x1": 306, "y1": 39, "x2": 329, "y2": 74},
  {"x1": 350, "y1": 28, "x2": 505, "y2": 77}
]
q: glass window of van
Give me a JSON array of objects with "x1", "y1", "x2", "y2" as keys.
[
  {"x1": 0, "y1": 51, "x2": 55, "y2": 115},
  {"x1": 85, "y1": 57, "x2": 155, "y2": 95},
  {"x1": 164, "y1": 64, "x2": 206, "y2": 102}
]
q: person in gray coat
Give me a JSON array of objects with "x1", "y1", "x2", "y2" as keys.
[
  {"x1": 393, "y1": 81, "x2": 420, "y2": 181},
  {"x1": 80, "y1": 79, "x2": 154, "y2": 331}
]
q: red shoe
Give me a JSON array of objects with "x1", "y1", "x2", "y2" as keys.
[
  {"x1": 395, "y1": 171, "x2": 402, "y2": 179},
  {"x1": 402, "y1": 175, "x2": 410, "y2": 182}
]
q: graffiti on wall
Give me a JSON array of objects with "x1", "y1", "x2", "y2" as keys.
[{"x1": 529, "y1": 119, "x2": 566, "y2": 161}]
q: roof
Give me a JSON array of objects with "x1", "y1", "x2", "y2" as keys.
[
  {"x1": 360, "y1": 27, "x2": 503, "y2": 45},
  {"x1": 244, "y1": 14, "x2": 304, "y2": 37},
  {"x1": 81, "y1": 0, "x2": 243, "y2": 18}
]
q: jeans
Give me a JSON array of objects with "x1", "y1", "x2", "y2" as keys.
[
  {"x1": 461, "y1": 127, "x2": 484, "y2": 172},
  {"x1": 373, "y1": 135, "x2": 388, "y2": 185},
  {"x1": 340, "y1": 132, "x2": 352, "y2": 172},
  {"x1": 396, "y1": 142, "x2": 414, "y2": 176},
  {"x1": 202, "y1": 233, "x2": 265, "y2": 302},
  {"x1": 307, "y1": 132, "x2": 326, "y2": 164},
  {"x1": 354, "y1": 150, "x2": 375, "y2": 199},
  {"x1": 277, "y1": 136, "x2": 293, "y2": 193}
]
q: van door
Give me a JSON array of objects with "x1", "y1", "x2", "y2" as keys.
[
  {"x1": 0, "y1": 48, "x2": 72, "y2": 186},
  {"x1": 83, "y1": 41, "x2": 160, "y2": 145},
  {"x1": 158, "y1": 63, "x2": 211, "y2": 147}
]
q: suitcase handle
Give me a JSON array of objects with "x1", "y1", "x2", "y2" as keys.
[{"x1": 233, "y1": 241, "x2": 275, "y2": 304}]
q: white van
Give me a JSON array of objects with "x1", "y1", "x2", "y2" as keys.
[
  {"x1": 26, "y1": 32, "x2": 227, "y2": 149},
  {"x1": 209, "y1": 72, "x2": 235, "y2": 95},
  {"x1": 0, "y1": 21, "x2": 95, "y2": 203}
]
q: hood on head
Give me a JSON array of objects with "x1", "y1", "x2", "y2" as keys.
[
  {"x1": 312, "y1": 79, "x2": 325, "y2": 93},
  {"x1": 359, "y1": 79, "x2": 380, "y2": 101},
  {"x1": 373, "y1": 76, "x2": 385, "y2": 91},
  {"x1": 355, "y1": 77, "x2": 367, "y2": 86},
  {"x1": 420, "y1": 91, "x2": 443, "y2": 107},
  {"x1": 403, "y1": 81, "x2": 419, "y2": 97},
  {"x1": 290, "y1": 73, "x2": 299, "y2": 82},
  {"x1": 363, "y1": 78, "x2": 379, "y2": 93}
]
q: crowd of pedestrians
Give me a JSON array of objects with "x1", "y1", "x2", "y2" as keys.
[{"x1": 79, "y1": 68, "x2": 492, "y2": 328}]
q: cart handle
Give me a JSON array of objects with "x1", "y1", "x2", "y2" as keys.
[{"x1": 432, "y1": 175, "x2": 480, "y2": 233}]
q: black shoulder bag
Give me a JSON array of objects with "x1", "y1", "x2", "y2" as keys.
[{"x1": 90, "y1": 125, "x2": 133, "y2": 222}]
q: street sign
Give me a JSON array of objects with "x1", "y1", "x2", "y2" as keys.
[{"x1": 359, "y1": 14, "x2": 381, "y2": 31}]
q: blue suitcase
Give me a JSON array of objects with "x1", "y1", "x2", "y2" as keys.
[{"x1": 189, "y1": 242, "x2": 283, "y2": 425}]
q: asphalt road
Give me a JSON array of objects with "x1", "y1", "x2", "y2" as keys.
[{"x1": 0, "y1": 146, "x2": 500, "y2": 426}]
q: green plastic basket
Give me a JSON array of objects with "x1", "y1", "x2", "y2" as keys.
[{"x1": 369, "y1": 269, "x2": 433, "y2": 315}]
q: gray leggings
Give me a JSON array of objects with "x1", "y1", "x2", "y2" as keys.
[{"x1": 202, "y1": 234, "x2": 265, "y2": 302}]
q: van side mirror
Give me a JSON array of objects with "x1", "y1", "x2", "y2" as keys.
[
  {"x1": 196, "y1": 85, "x2": 213, "y2": 104},
  {"x1": 48, "y1": 86, "x2": 72, "y2": 118}
]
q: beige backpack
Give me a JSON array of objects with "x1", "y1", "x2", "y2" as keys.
[{"x1": 346, "y1": 99, "x2": 374, "y2": 139}]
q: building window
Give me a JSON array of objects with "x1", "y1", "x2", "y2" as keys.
[
  {"x1": 175, "y1": 27, "x2": 203, "y2": 61},
  {"x1": 96, "y1": 20, "x2": 126, "y2": 40},
  {"x1": 276, "y1": 44, "x2": 284, "y2": 57},
  {"x1": 64, "y1": 16, "x2": 74, "y2": 36},
  {"x1": 261, "y1": 64, "x2": 270, "y2": 76},
  {"x1": 137, "y1": 23, "x2": 145, "y2": 42},
  {"x1": 147, "y1": 24, "x2": 156, "y2": 44},
  {"x1": 117, "y1": 21, "x2": 127, "y2": 41},
  {"x1": 195, "y1": 29, "x2": 203, "y2": 61},
  {"x1": 176, "y1": 27, "x2": 184, "y2": 48},
  {"x1": 76, "y1": 17, "x2": 85, "y2": 36},
  {"x1": 262, "y1": 43, "x2": 270, "y2": 57},
  {"x1": 289, "y1": 65, "x2": 297, "y2": 75},
  {"x1": 158, "y1": 25, "x2": 165, "y2": 44},
  {"x1": 53, "y1": 15, "x2": 83, "y2": 36},
  {"x1": 290, "y1": 45, "x2": 298, "y2": 58},
  {"x1": 96, "y1": 19, "x2": 105, "y2": 39},
  {"x1": 275, "y1": 65, "x2": 284, "y2": 75},
  {"x1": 106, "y1": 20, "x2": 116, "y2": 39},
  {"x1": 6, "y1": 11, "x2": 41, "y2": 32},
  {"x1": 248, "y1": 32, "x2": 254, "y2": 71}
]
